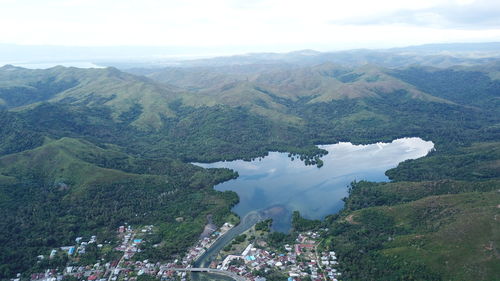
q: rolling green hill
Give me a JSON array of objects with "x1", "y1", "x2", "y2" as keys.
[
  {"x1": 0, "y1": 137, "x2": 238, "y2": 277},
  {"x1": 138, "y1": 63, "x2": 448, "y2": 106},
  {"x1": 328, "y1": 189, "x2": 500, "y2": 281},
  {"x1": 320, "y1": 142, "x2": 500, "y2": 280},
  {"x1": 0, "y1": 59, "x2": 499, "y2": 280},
  {"x1": 0, "y1": 65, "x2": 181, "y2": 129}
]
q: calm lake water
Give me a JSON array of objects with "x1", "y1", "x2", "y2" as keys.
[{"x1": 195, "y1": 137, "x2": 434, "y2": 232}]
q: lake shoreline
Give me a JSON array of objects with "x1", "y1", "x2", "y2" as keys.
[
  {"x1": 195, "y1": 137, "x2": 434, "y2": 232},
  {"x1": 192, "y1": 137, "x2": 434, "y2": 280}
]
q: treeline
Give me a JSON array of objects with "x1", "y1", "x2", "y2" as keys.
[
  {"x1": 386, "y1": 142, "x2": 500, "y2": 181},
  {"x1": 0, "y1": 146, "x2": 239, "y2": 278},
  {"x1": 291, "y1": 211, "x2": 322, "y2": 232},
  {"x1": 318, "y1": 141, "x2": 500, "y2": 281},
  {"x1": 1, "y1": 65, "x2": 499, "y2": 280},
  {"x1": 2, "y1": 83, "x2": 499, "y2": 165},
  {"x1": 391, "y1": 67, "x2": 500, "y2": 110},
  {"x1": 324, "y1": 210, "x2": 442, "y2": 280}
]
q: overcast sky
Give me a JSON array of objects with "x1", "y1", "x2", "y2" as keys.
[{"x1": 1, "y1": 0, "x2": 500, "y2": 54}]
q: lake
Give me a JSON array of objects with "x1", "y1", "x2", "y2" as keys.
[{"x1": 195, "y1": 137, "x2": 434, "y2": 232}]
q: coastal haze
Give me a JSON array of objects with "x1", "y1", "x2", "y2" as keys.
[
  {"x1": 0, "y1": 42, "x2": 498, "y2": 279},
  {"x1": 3, "y1": 42, "x2": 500, "y2": 70}
]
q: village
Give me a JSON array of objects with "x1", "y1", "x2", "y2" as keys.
[
  {"x1": 213, "y1": 229, "x2": 342, "y2": 281},
  {"x1": 14, "y1": 220, "x2": 340, "y2": 281},
  {"x1": 18, "y1": 222, "x2": 235, "y2": 281}
]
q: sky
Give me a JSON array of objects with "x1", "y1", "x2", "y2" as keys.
[{"x1": 1, "y1": 0, "x2": 500, "y2": 54}]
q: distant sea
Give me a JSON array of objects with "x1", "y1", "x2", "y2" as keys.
[{"x1": 2, "y1": 61, "x2": 105, "y2": 69}]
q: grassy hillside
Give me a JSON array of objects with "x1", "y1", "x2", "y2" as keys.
[
  {"x1": 0, "y1": 65, "x2": 181, "y2": 129},
  {"x1": 140, "y1": 63, "x2": 447, "y2": 109},
  {"x1": 387, "y1": 142, "x2": 500, "y2": 181},
  {"x1": 0, "y1": 61, "x2": 499, "y2": 280},
  {"x1": 320, "y1": 142, "x2": 500, "y2": 281},
  {"x1": 1, "y1": 64, "x2": 498, "y2": 143},
  {"x1": 391, "y1": 66, "x2": 500, "y2": 110},
  {"x1": 0, "y1": 137, "x2": 238, "y2": 278},
  {"x1": 327, "y1": 191, "x2": 500, "y2": 281}
]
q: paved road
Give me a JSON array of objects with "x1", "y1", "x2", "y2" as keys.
[
  {"x1": 107, "y1": 232, "x2": 135, "y2": 281},
  {"x1": 194, "y1": 211, "x2": 263, "y2": 267},
  {"x1": 191, "y1": 211, "x2": 265, "y2": 281},
  {"x1": 170, "y1": 268, "x2": 247, "y2": 281}
]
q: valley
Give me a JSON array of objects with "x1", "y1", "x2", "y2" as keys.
[
  {"x1": 195, "y1": 138, "x2": 434, "y2": 232},
  {"x1": 0, "y1": 45, "x2": 499, "y2": 281}
]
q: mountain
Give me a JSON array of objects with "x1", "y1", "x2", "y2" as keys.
[
  {"x1": 132, "y1": 63, "x2": 446, "y2": 106},
  {"x1": 390, "y1": 64, "x2": 500, "y2": 110},
  {"x1": 121, "y1": 42, "x2": 500, "y2": 69},
  {"x1": 0, "y1": 65, "x2": 180, "y2": 129},
  {"x1": 0, "y1": 51, "x2": 499, "y2": 280},
  {"x1": 128, "y1": 62, "x2": 500, "y2": 134},
  {"x1": 3, "y1": 42, "x2": 500, "y2": 70},
  {"x1": 0, "y1": 63, "x2": 498, "y2": 160},
  {"x1": 390, "y1": 42, "x2": 500, "y2": 53}
]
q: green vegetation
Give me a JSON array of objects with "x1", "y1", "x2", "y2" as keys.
[
  {"x1": 0, "y1": 62, "x2": 499, "y2": 280},
  {"x1": 255, "y1": 219, "x2": 273, "y2": 232},
  {"x1": 324, "y1": 190, "x2": 500, "y2": 281},
  {"x1": 391, "y1": 67, "x2": 500, "y2": 110},
  {"x1": 233, "y1": 234, "x2": 247, "y2": 244},
  {"x1": 0, "y1": 138, "x2": 238, "y2": 277},
  {"x1": 320, "y1": 142, "x2": 500, "y2": 281},
  {"x1": 266, "y1": 232, "x2": 297, "y2": 250},
  {"x1": 136, "y1": 275, "x2": 159, "y2": 281},
  {"x1": 250, "y1": 268, "x2": 288, "y2": 281},
  {"x1": 386, "y1": 142, "x2": 500, "y2": 181},
  {"x1": 292, "y1": 211, "x2": 322, "y2": 232}
]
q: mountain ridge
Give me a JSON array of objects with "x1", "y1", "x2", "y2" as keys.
[{"x1": 0, "y1": 55, "x2": 499, "y2": 280}]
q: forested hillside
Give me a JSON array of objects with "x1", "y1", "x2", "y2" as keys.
[
  {"x1": 321, "y1": 142, "x2": 500, "y2": 280},
  {"x1": 0, "y1": 56, "x2": 499, "y2": 280},
  {"x1": 0, "y1": 137, "x2": 239, "y2": 277}
]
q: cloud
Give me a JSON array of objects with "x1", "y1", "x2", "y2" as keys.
[
  {"x1": 1, "y1": 0, "x2": 500, "y2": 51},
  {"x1": 335, "y1": 0, "x2": 500, "y2": 29}
]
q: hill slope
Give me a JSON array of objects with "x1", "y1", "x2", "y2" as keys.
[
  {"x1": 0, "y1": 137, "x2": 238, "y2": 277},
  {"x1": 0, "y1": 59, "x2": 499, "y2": 280},
  {"x1": 321, "y1": 141, "x2": 500, "y2": 281},
  {"x1": 0, "y1": 65, "x2": 181, "y2": 129}
]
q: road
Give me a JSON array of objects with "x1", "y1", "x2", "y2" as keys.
[
  {"x1": 191, "y1": 211, "x2": 264, "y2": 281},
  {"x1": 194, "y1": 211, "x2": 263, "y2": 268},
  {"x1": 314, "y1": 239, "x2": 328, "y2": 281},
  {"x1": 170, "y1": 268, "x2": 247, "y2": 281},
  {"x1": 106, "y1": 232, "x2": 135, "y2": 281}
]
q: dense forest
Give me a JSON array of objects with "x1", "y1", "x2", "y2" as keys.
[
  {"x1": 0, "y1": 59, "x2": 499, "y2": 280},
  {"x1": 319, "y1": 141, "x2": 500, "y2": 280},
  {"x1": 275, "y1": 141, "x2": 500, "y2": 280}
]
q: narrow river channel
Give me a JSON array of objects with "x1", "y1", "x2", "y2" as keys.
[{"x1": 191, "y1": 212, "x2": 264, "y2": 280}]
